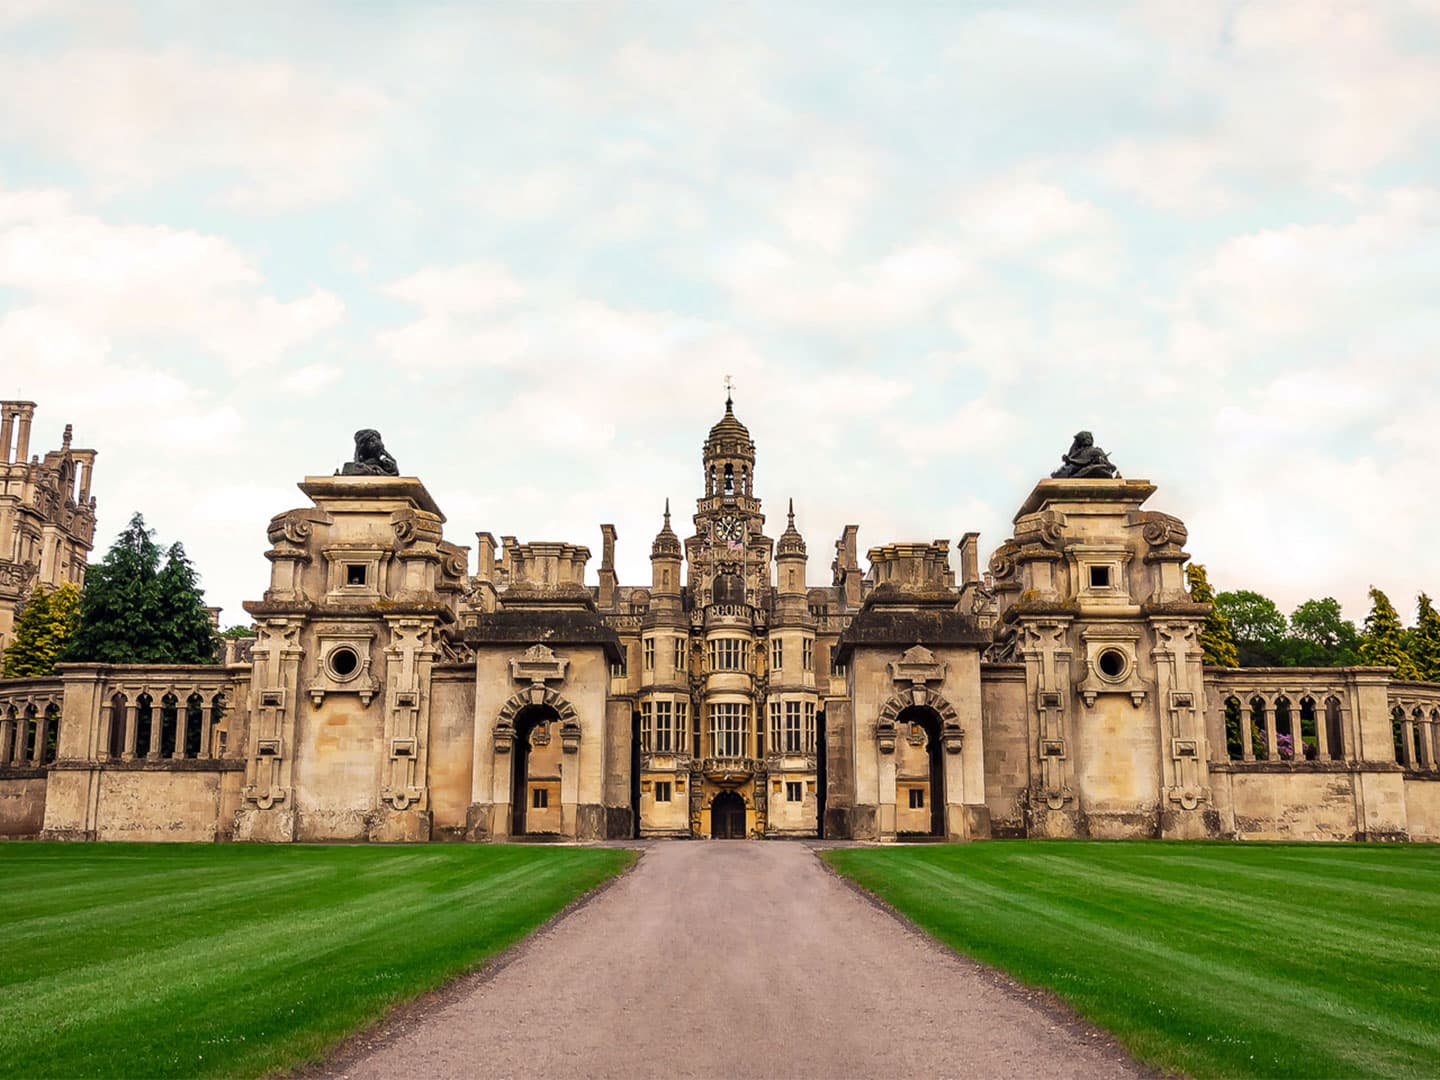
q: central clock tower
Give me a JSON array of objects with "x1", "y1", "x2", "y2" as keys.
[{"x1": 686, "y1": 395, "x2": 773, "y2": 606}]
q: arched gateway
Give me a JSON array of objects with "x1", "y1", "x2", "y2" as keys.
[{"x1": 710, "y1": 791, "x2": 746, "y2": 839}]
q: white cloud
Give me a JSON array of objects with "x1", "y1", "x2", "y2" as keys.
[
  {"x1": 0, "y1": 48, "x2": 390, "y2": 209},
  {"x1": 0, "y1": 187, "x2": 344, "y2": 372}
]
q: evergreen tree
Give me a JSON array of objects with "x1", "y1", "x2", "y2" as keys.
[
  {"x1": 1187, "y1": 564, "x2": 1239, "y2": 667},
  {"x1": 1359, "y1": 586, "x2": 1420, "y2": 680},
  {"x1": 63, "y1": 513, "x2": 218, "y2": 664},
  {"x1": 2, "y1": 582, "x2": 81, "y2": 677},
  {"x1": 1411, "y1": 593, "x2": 1440, "y2": 683},
  {"x1": 154, "y1": 542, "x2": 218, "y2": 663}
]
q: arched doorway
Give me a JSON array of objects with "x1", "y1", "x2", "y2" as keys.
[
  {"x1": 711, "y1": 791, "x2": 746, "y2": 839},
  {"x1": 896, "y1": 705, "x2": 946, "y2": 838},
  {"x1": 510, "y1": 704, "x2": 561, "y2": 837}
]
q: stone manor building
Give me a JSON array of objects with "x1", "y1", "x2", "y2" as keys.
[{"x1": 2, "y1": 397, "x2": 1439, "y2": 843}]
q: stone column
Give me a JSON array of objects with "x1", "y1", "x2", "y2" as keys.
[
  {"x1": 0, "y1": 716, "x2": 12, "y2": 764},
  {"x1": 30, "y1": 714, "x2": 46, "y2": 764},
  {"x1": 122, "y1": 702, "x2": 138, "y2": 760},
  {"x1": 0, "y1": 412, "x2": 12, "y2": 463},
  {"x1": 98, "y1": 702, "x2": 113, "y2": 760},
  {"x1": 146, "y1": 704, "x2": 162, "y2": 760},
  {"x1": 1315, "y1": 703, "x2": 1331, "y2": 761},
  {"x1": 1419, "y1": 721, "x2": 1435, "y2": 771},
  {"x1": 1403, "y1": 716, "x2": 1417, "y2": 768},
  {"x1": 170, "y1": 696, "x2": 189, "y2": 759},
  {"x1": 1263, "y1": 700, "x2": 1278, "y2": 762}
]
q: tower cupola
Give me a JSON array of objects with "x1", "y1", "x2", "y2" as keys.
[{"x1": 702, "y1": 392, "x2": 756, "y2": 504}]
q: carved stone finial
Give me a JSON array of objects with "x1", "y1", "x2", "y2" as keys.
[
  {"x1": 664, "y1": 498, "x2": 671, "y2": 527},
  {"x1": 339, "y1": 428, "x2": 400, "y2": 476},
  {"x1": 788, "y1": 497, "x2": 795, "y2": 526},
  {"x1": 1051, "y1": 430, "x2": 1120, "y2": 479}
]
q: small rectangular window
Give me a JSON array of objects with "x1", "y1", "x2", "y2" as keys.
[
  {"x1": 346, "y1": 563, "x2": 367, "y2": 587},
  {"x1": 802, "y1": 638, "x2": 814, "y2": 672},
  {"x1": 640, "y1": 701, "x2": 652, "y2": 752},
  {"x1": 1089, "y1": 565, "x2": 1111, "y2": 588},
  {"x1": 532, "y1": 787, "x2": 548, "y2": 809},
  {"x1": 909, "y1": 788, "x2": 925, "y2": 809},
  {"x1": 674, "y1": 636, "x2": 687, "y2": 671},
  {"x1": 654, "y1": 700, "x2": 673, "y2": 753},
  {"x1": 786, "y1": 781, "x2": 802, "y2": 802},
  {"x1": 771, "y1": 637, "x2": 783, "y2": 672},
  {"x1": 655, "y1": 781, "x2": 672, "y2": 803},
  {"x1": 643, "y1": 638, "x2": 656, "y2": 671}
]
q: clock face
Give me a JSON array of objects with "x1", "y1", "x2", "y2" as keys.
[{"x1": 715, "y1": 515, "x2": 744, "y2": 543}]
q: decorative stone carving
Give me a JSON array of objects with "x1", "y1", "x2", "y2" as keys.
[
  {"x1": 1051, "y1": 431, "x2": 1120, "y2": 479},
  {"x1": 338, "y1": 429, "x2": 399, "y2": 476},
  {"x1": 510, "y1": 643, "x2": 569, "y2": 688}
]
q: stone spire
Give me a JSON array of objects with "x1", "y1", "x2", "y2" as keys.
[
  {"x1": 651, "y1": 498, "x2": 682, "y2": 558},
  {"x1": 777, "y1": 498, "x2": 806, "y2": 557}
]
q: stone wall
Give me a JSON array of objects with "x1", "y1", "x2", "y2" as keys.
[
  {"x1": 979, "y1": 664, "x2": 1028, "y2": 836},
  {"x1": 0, "y1": 773, "x2": 46, "y2": 836}
]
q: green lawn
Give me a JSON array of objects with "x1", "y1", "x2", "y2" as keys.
[
  {"x1": 824, "y1": 841, "x2": 1440, "y2": 1079},
  {"x1": 0, "y1": 843, "x2": 634, "y2": 1079}
]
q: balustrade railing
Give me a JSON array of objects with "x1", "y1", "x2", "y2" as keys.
[
  {"x1": 1207, "y1": 670, "x2": 1356, "y2": 764},
  {"x1": 97, "y1": 671, "x2": 234, "y2": 762},
  {"x1": 0, "y1": 680, "x2": 64, "y2": 768},
  {"x1": 1389, "y1": 682, "x2": 1440, "y2": 773}
]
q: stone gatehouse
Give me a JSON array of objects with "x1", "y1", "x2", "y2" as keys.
[{"x1": 2, "y1": 398, "x2": 1439, "y2": 843}]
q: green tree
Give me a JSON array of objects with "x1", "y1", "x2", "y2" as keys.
[
  {"x1": 1186, "y1": 564, "x2": 1239, "y2": 667},
  {"x1": 63, "y1": 513, "x2": 218, "y2": 665},
  {"x1": 219, "y1": 625, "x2": 256, "y2": 639},
  {"x1": 1410, "y1": 594, "x2": 1440, "y2": 683},
  {"x1": 1359, "y1": 586, "x2": 1420, "y2": 680},
  {"x1": 1214, "y1": 589, "x2": 1288, "y2": 666},
  {"x1": 1287, "y1": 597, "x2": 1361, "y2": 667},
  {"x1": 2, "y1": 582, "x2": 82, "y2": 677}
]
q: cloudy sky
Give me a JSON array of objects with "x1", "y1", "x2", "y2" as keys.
[{"x1": 3, "y1": 1, "x2": 1439, "y2": 628}]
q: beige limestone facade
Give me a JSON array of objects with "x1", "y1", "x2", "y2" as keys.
[
  {"x1": 0, "y1": 401, "x2": 97, "y2": 653},
  {"x1": 3, "y1": 399, "x2": 1440, "y2": 843}
]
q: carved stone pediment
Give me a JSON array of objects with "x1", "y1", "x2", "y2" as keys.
[
  {"x1": 510, "y1": 643, "x2": 569, "y2": 686},
  {"x1": 889, "y1": 644, "x2": 946, "y2": 687}
]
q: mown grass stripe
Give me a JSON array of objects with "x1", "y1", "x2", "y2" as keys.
[
  {"x1": 825, "y1": 841, "x2": 1440, "y2": 1079},
  {"x1": 0, "y1": 843, "x2": 633, "y2": 1079}
]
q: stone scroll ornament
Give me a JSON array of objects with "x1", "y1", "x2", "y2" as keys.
[
  {"x1": 338, "y1": 429, "x2": 400, "y2": 476},
  {"x1": 1051, "y1": 431, "x2": 1120, "y2": 479}
]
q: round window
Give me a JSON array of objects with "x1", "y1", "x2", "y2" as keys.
[
  {"x1": 328, "y1": 645, "x2": 360, "y2": 679},
  {"x1": 1097, "y1": 648, "x2": 1127, "y2": 680}
]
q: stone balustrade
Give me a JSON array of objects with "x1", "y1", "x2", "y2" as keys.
[
  {"x1": 1388, "y1": 681, "x2": 1440, "y2": 772},
  {"x1": 0, "y1": 679, "x2": 64, "y2": 768},
  {"x1": 1207, "y1": 669, "x2": 1359, "y2": 764},
  {"x1": 91, "y1": 668, "x2": 236, "y2": 763}
]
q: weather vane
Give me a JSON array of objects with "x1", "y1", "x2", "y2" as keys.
[{"x1": 724, "y1": 373, "x2": 734, "y2": 406}]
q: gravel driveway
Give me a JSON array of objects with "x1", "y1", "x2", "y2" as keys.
[{"x1": 326, "y1": 842, "x2": 1145, "y2": 1080}]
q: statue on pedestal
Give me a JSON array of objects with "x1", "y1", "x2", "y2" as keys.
[
  {"x1": 1051, "y1": 431, "x2": 1119, "y2": 479},
  {"x1": 338, "y1": 429, "x2": 400, "y2": 476}
]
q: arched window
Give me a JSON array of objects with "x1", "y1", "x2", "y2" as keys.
[
  {"x1": 159, "y1": 693, "x2": 180, "y2": 757},
  {"x1": 22, "y1": 704, "x2": 38, "y2": 763},
  {"x1": 185, "y1": 692, "x2": 205, "y2": 758},
  {"x1": 1250, "y1": 696, "x2": 1268, "y2": 760},
  {"x1": 1299, "y1": 697, "x2": 1318, "y2": 761},
  {"x1": 135, "y1": 694, "x2": 154, "y2": 759},
  {"x1": 1325, "y1": 696, "x2": 1344, "y2": 761},
  {"x1": 1392, "y1": 705, "x2": 1407, "y2": 764},
  {"x1": 1413, "y1": 707, "x2": 1427, "y2": 768},
  {"x1": 1224, "y1": 697, "x2": 1244, "y2": 760},
  {"x1": 107, "y1": 693, "x2": 126, "y2": 759},
  {"x1": 42, "y1": 703, "x2": 59, "y2": 764},
  {"x1": 1274, "y1": 696, "x2": 1294, "y2": 760},
  {"x1": 724, "y1": 463, "x2": 734, "y2": 496},
  {"x1": 708, "y1": 465, "x2": 715, "y2": 496}
]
